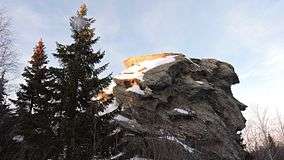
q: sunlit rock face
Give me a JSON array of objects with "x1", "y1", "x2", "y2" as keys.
[
  {"x1": 122, "y1": 52, "x2": 182, "y2": 68},
  {"x1": 106, "y1": 53, "x2": 248, "y2": 160}
]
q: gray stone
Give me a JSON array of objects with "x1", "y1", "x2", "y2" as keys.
[{"x1": 112, "y1": 53, "x2": 248, "y2": 160}]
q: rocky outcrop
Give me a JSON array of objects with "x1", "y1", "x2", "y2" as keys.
[{"x1": 110, "y1": 53, "x2": 247, "y2": 160}]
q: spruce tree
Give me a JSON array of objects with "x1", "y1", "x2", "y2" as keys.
[
  {"x1": 53, "y1": 4, "x2": 119, "y2": 159},
  {"x1": 13, "y1": 39, "x2": 60, "y2": 160},
  {"x1": 0, "y1": 71, "x2": 15, "y2": 159},
  {"x1": 0, "y1": 71, "x2": 9, "y2": 116}
]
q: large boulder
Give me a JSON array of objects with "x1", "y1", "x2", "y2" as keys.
[{"x1": 110, "y1": 53, "x2": 248, "y2": 160}]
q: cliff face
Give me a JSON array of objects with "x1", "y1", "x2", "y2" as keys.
[{"x1": 108, "y1": 53, "x2": 247, "y2": 160}]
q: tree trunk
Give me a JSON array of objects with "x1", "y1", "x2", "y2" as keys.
[
  {"x1": 93, "y1": 116, "x2": 97, "y2": 157},
  {"x1": 70, "y1": 116, "x2": 76, "y2": 160}
]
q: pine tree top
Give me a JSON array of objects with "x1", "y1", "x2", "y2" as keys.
[
  {"x1": 77, "y1": 3, "x2": 87, "y2": 17},
  {"x1": 35, "y1": 38, "x2": 44, "y2": 54},
  {"x1": 30, "y1": 38, "x2": 47, "y2": 66}
]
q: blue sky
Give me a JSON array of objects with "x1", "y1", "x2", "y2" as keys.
[{"x1": 1, "y1": 0, "x2": 284, "y2": 118}]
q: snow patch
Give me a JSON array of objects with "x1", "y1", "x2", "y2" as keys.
[
  {"x1": 130, "y1": 156, "x2": 152, "y2": 160},
  {"x1": 160, "y1": 135, "x2": 194, "y2": 153},
  {"x1": 109, "y1": 128, "x2": 122, "y2": 136},
  {"x1": 110, "y1": 152, "x2": 124, "y2": 159},
  {"x1": 173, "y1": 108, "x2": 189, "y2": 114},
  {"x1": 188, "y1": 58, "x2": 200, "y2": 68},
  {"x1": 103, "y1": 81, "x2": 116, "y2": 95},
  {"x1": 115, "y1": 55, "x2": 176, "y2": 81},
  {"x1": 195, "y1": 81, "x2": 204, "y2": 85},
  {"x1": 114, "y1": 115, "x2": 130, "y2": 122},
  {"x1": 92, "y1": 81, "x2": 116, "y2": 101},
  {"x1": 126, "y1": 84, "x2": 145, "y2": 95},
  {"x1": 13, "y1": 135, "x2": 24, "y2": 142},
  {"x1": 98, "y1": 100, "x2": 118, "y2": 116}
]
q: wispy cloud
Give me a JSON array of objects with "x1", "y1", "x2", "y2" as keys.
[{"x1": 225, "y1": 1, "x2": 284, "y2": 115}]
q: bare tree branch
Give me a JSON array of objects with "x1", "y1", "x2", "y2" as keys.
[{"x1": 0, "y1": 9, "x2": 16, "y2": 74}]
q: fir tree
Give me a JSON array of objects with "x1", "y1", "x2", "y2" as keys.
[
  {"x1": 13, "y1": 39, "x2": 60, "y2": 160},
  {"x1": 53, "y1": 4, "x2": 119, "y2": 159}
]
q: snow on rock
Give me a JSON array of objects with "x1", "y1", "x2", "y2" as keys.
[
  {"x1": 115, "y1": 55, "x2": 176, "y2": 81},
  {"x1": 98, "y1": 100, "x2": 118, "y2": 116},
  {"x1": 195, "y1": 81, "x2": 204, "y2": 85},
  {"x1": 126, "y1": 84, "x2": 145, "y2": 95},
  {"x1": 93, "y1": 81, "x2": 116, "y2": 102},
  {"x1": 114, "y1": 115, "x2": 130, "y2": 122},
  {"x1": 160, "y1": 135, "x2": 194, "y2": 153},
  {"x1": 109, "y1": 128, "x2": 122, "y2": 136},
  {"x1": 103, "y1": 81, "x2": 116, "y2": 95},
  {"x1": 173, "y1": 108, "x2": 189, "y2": 115},
  {"x1": 130, "y1": 157, "x2": 152, "y2": 160},
  {"x1": 13, "y1": 135, "x2": 24, "y2": 142},
  {"x1": 110, "y1": 152, "x2": 125, "y2": 159}
]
